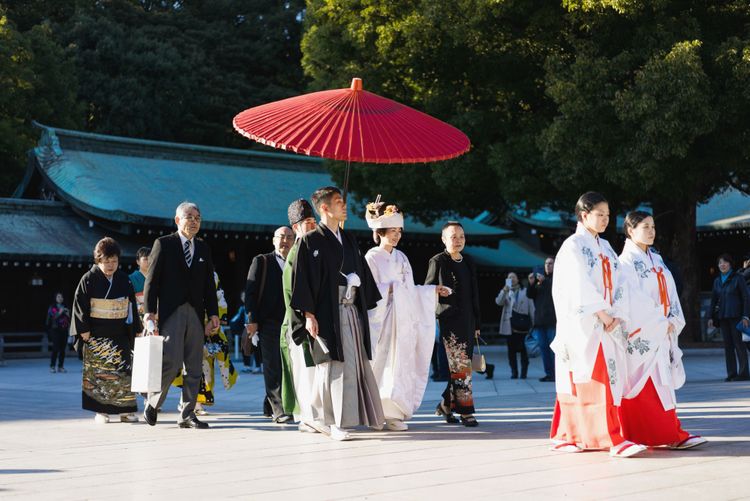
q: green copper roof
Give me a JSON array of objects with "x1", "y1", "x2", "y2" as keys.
[
  {"x1": 0, "y1": 198, "x2": 139, "y2": 262},
  {"x1": 464, "y1": 238, "x2": 549, "y2": 269},
  {"x1": 29, "y1": 123, "x2": 511, "y2": 241},
  {"x1": 697, "y1": 188, "x2": 750, "y2": 230}
]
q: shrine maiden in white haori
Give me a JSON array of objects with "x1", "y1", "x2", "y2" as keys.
[
  {"x1": 617, "y1": 212, "x2": 705, "y2": 449},
  {"x1": 619, "y1": 238, "x2": 686, "y2": 409},
  {"x1": 550, "y1": 222, "x2": 630, "y2": 407},
  {"x1": 364, "y1": 200, "x2": 438, "y2": 431}
]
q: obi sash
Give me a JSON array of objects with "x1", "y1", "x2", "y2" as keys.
[{"x1": 90, "y1": 297, "x2": 130, "y2": 320}]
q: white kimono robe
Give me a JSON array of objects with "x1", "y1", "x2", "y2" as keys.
[
  {"x1": 365, "y1": 247, "x2": 436, "y2": 421},
  {"x1": 551, "y1": 223, "x2": 630, "y2": 405},
  {"x1": 619, "y1": 239, "x2": 686, "y2": 410}
]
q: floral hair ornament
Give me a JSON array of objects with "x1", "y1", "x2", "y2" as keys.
[{"x1": 366, "y1": 194, "x2": 404, "y2": 229}]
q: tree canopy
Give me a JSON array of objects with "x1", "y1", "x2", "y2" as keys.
[
  {"x1": 302, "y1": 0, "x2": 750, "y2": 339},
  {"x1": 0, "y1": 0, "x2": 307, "y2": 195}
]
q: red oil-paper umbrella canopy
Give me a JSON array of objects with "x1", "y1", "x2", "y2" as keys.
[{"x1": 232, "y1": 78, "x2": 470, "y2": 164}]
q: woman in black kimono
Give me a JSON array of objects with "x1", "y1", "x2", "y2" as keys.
[
  {"x1": 72, "y1": 237, "x2": 141, "y2": 424},
  {"x1": 425, "y1": 222, "x2": 481, "y2": 427}
]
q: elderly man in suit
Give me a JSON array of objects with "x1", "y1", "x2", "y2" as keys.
[
  {"x1": 143, "y1": 201, "x2": 219, "y2": 429},
  {"x1": 245, "y1": 226, "x2": 295, "y2": 423}
]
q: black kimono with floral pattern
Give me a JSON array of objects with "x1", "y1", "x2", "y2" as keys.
[{"x1": 426, "y1": 251, "x2": 481, "y2": 414}]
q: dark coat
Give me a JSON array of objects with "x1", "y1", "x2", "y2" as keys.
[
  {"x1": 245, "y1": 252, "x2": 285, "y2": 329},
  {"x1": 425, "y1": 251, "x2": 481, "y2": 332},
  {"x1": 289, "y1": 223, "x2": 381, "y2": 362},
  {"x1": 710, "y1": 270, "x2": 750, "y2": 322},
  {"x1": 526, "y1": 272, "x2": 556, "y2": 327},
  {"x1": 143, "y1": 232, "x2": 219, "y2": 325}
]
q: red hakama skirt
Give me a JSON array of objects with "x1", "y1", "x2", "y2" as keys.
[
  {"x1": 618, "y1": 377, "x2": 689, "y2": 446},
  {"x1": 550, "y1": 345, "x2": 625, "y2": 449}
]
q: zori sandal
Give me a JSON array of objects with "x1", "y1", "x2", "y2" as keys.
[
  {"x1": 667, "y1": 436, "x2": 707, "y2": 450},
  {"x1": 609, "y1": 441, "x2": 647, "y2": 458}
]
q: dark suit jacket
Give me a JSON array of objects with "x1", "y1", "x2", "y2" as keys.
[
  {"x1": 143, "y1": 232, "x2": 219, "y2": 325},
  {"x1": 245, "y1": 251, "x2": 285, "y2": 329}
]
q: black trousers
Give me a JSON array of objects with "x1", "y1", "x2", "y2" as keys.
[
  {"x1": 48, "y1": 328, "x2": 67, "y2": 368},
  {"x1": 720, "y1": 318, "x2": 749, "y2": 378},
  {"x1": 259, "y1": 322, "x2": 283, "y2": 417},
  {"x1": 507, "y1": 331, "x2": 528, "y2": 377}
]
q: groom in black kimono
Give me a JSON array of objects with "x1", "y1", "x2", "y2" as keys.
[{"x1": 290, "y1": 186, "x2": 384, "y2": 441}]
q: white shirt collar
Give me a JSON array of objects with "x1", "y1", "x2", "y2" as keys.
[
  {"x1": 274, "y1": 253, "x2": 285, "y2": 269},
  {"x1": 178, "y1": 232, "x2": 194, "y2": 248}
]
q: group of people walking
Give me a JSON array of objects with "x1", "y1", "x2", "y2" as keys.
[
  {"x1": 549, "y1": 192, "x2": 705, "y2": 457},
  {"x1": 64, "y1": 186, "x2": 712, "y2": 455}
]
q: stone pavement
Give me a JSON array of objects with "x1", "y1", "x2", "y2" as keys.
[{"x1": 0, "y1": 347, "x2": 748, "y2": 500}]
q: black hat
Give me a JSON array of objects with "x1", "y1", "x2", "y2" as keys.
[{"x1": 288, "y1": 199, "x2": 314, "y2": 226}]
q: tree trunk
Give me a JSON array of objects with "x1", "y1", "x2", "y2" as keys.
[{"x1": 653, "y1": 199, "x2": 701, "y2": 343}]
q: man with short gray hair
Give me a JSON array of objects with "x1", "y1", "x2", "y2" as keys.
[
  {"x1": 143, "y1": 201, "x2": 219, "y2": 429},
  {"x1": 245, "y1": 226, "x2": 295, "y2": 423}
]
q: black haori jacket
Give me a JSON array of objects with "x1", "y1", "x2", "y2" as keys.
[{"x1": 290, "y1": 223, "x2": 381, "y2": 363}]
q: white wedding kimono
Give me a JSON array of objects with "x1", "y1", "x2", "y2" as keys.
[
  {"x1": 551, "y1": 223, "x2": 630, "y2": 405},
  {"x1": 619, "y1": 239, "x2": 686, "y2": 410},
  {"x1": 365, "y1": 247, "x2": 436, "y2": 421}
]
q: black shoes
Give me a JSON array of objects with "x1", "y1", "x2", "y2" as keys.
[
  {"x1": 460, "y1": 415, "x2": 479, "y2": 427},
  {"x1": 539, "y1": 376, "x2": 556, "y2": 382},
  {"x1": 179, "y1": 416, "x2": 209, "y2": 429},
  {"x1": 734, "y1": 375, "x2": 750, "y2": 381},
  {"x1": 143, "y1": 405, "x2": 157, "y2": 426},
  {"x1": 435, "y1": 402, "x2": 459, "y2": 424},
  {"x1": 484, "y1": 363, "x2": 495, "y2": 380}
]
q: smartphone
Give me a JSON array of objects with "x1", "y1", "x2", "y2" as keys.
[{"x1": 505, "y1": 278, "x2": 512, "y2": 287}]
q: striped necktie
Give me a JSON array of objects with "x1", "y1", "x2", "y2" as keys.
[{"x1": 184, "y1": 239, "x2": 192, "y2": 267}]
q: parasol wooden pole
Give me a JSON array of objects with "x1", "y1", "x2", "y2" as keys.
[{"x1": 341, "y1": 160, "x2": 351, "y2": 229}]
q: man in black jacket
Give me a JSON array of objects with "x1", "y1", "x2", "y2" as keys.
[
  {"x1": 245, "y1": 226, "x2": 294, "y2": 423},
  {"x1": 143, "y1": 202, "x2": 219, "y2": 429},
  {"x1": 527, "y1": 257, "x2": 556, "y2": 382}
]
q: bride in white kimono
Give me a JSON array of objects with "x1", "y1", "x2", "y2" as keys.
[
  {"x1": 618, "y1": 211, "x2": 706, "y2": 449},
  {"x1": 364, "y1": 199, "x2": 450, "y2": 431}
]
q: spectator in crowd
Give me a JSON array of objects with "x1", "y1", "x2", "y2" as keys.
[
  {"x1": 707, "y1": 253, "x2": 750, "y2": 381},
  {"x1": 129, "y1": 247, "x2": 151, "y2": 321},
  {"x1": 496, "y1": 272, "x2": 535, "y2": 379},
  {"x1": 741, "y1": 255, "x2": 750, "y2": 287},
  {"x1": 527, "y1": 257, "x2": 556, "y2": 382},
  {"x1": 46, "y1": 292, "x2": 71, "y2": 373}
]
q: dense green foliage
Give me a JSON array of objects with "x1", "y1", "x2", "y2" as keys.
[
  {"x1": 302, "y1": 0, "x2": 750, "y2": 338},
  {"x1": 0, "y1": 0, "x2": 307, "y2": 195}
]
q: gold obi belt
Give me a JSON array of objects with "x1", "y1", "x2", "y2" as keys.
[{"x1": 90, "y1": 297, "x2": 129, "y2": 320}]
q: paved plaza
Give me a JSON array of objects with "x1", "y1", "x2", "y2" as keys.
[{"x1": 0, "y1": 347, "x2": 748, "y2": 500}]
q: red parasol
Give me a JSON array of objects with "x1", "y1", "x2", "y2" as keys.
[{"x1": 233, "y1": 78, "x2": 470, "y2": 198}]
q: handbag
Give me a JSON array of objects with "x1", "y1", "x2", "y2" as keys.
[
  {"x1": 511, "y1": 311, "x2": 531, "y2": 332},
  {"x1": 736, "y1": 320, "x2": 750, "y2": 343},
  {"x1": 130, "y1": 334, "x2": 164, "y2": 393},
  {"x1": 524, "y1": 331, "x2": 540, "y2": 358},
  {"x1": 472, "y1": 333, "x2": 486, "y2": 372}
]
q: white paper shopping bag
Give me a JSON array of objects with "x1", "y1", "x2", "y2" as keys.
[{"x1": 130, "y1": 335, "x2": 164, "y2": 393}]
